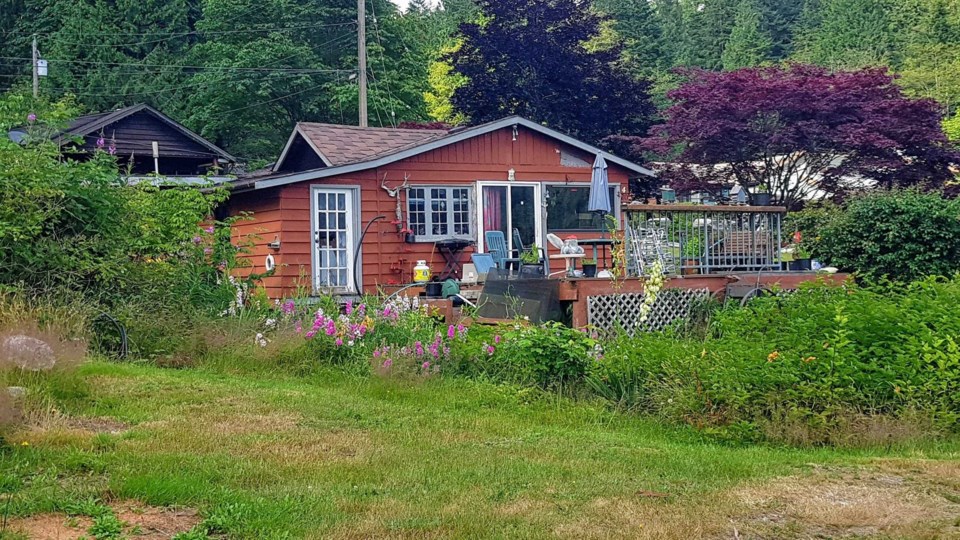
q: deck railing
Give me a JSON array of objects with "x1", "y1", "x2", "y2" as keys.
[{"x1": 621, "y1": 204, "x2": 786, "y2": 276}]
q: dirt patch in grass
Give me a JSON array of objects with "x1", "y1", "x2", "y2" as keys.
[
  {"x1": 551, "y1": 460, "x2": 960, "y2": 540},
  {"x1": 6, "y1": 501, "x2": 200, "y2": 539},
  {"x1": 64, "y1": 415, "x2": 129, "y2": 434},
  {"x1": 730, "y1": 462, "x2": 960, "y2": 539},
  {"x1": 555, "y1": 497, "x2": 727, "y2": 540},
  {"x1": 208, "y1": 411, "x2": 303, "y2": 436}
]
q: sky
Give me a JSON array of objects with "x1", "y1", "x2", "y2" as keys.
[{"x1": 389, "y1": 0, "x2": 437, "y2": 11}]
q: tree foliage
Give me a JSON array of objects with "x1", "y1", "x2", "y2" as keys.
[
  {"x1": 0, "y1": 93, "x2": 230, "y2": 296},
  {"x1": 722, "y1": 0, "x2": 774, "y2": 71},
  {"x1": 449, "y1": 0, "x2": 655, "y2": 145},
  {"x1": 639, "y1": 65, "x2": 959, "y2": 209},
  {"x1": 816, "y1": 190, "x2": 960, "y2": 281}
]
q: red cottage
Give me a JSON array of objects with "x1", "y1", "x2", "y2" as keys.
[{"x1": 225, "y1": 117, "x2": 654, "y2": 299}]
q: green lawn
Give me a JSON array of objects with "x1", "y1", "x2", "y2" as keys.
[{"x1": 2, "y1": 361, "x2": 959, "y2": 539}]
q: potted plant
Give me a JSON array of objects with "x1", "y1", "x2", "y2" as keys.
[
  {"x1": 519, "y1": 245, "x2": 545, "y2": 277},
  {"x1": 751, "y1": 185, "x2": 772, "y2": 207},
  {"x1": 788, "y1": 246, "x2": 812, "y2": 271},
  {"x1": 581, "y1": 258, "x2": 598, "y2": 278},
  {"x1": 681, "y1": 236, "x2": 702, "y2": 275}
]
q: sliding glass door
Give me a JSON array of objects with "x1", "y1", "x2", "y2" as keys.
[{"x1": 477, "y1": 182, "x2": 542, "y2": 253}]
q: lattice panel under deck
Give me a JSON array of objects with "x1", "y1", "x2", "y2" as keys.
[{"x1": 587, "y1": 288, "x2": 711, "y2": 334}]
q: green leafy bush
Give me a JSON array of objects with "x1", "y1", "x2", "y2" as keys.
[
  {"x1": 595, "y1": 278, "x2": 960, "y2": 445},
  {"x1": 454, "y1": 322, "x2": 600, "y2": 389},
  {"x1": 815, "y1": 190, "x2": 960, "y2": 281}
]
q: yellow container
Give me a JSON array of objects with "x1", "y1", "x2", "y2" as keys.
[{"x1": 413, "y1": 260, "x2": 431, "y2": 283}]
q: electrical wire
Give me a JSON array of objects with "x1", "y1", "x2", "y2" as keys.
[
  {"x1": 0, "y1": 56, "x2": 353, "y2": 73},
  {"x1": 28, "y1": 22, "x2": 358, "y2": 49}
]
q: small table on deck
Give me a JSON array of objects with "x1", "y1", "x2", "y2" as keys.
[
  {"x1": 578, "y1": 238, "x2": 614, "y2": 268},
  {"x1": 549, "y1": 253, "x2": 585, "y2": 277},
  {"x1": 435, "y1": 238, "x2": 475, "y2": 280}
]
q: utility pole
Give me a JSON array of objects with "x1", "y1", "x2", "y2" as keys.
[
  {"x1": 357, "y1": 0, "x2": 368, "y2": 127},
  {"x1": 32, "y1": 35, "x2": 38, "y2": 98}
]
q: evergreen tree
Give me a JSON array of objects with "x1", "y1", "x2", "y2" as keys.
[
  {"x1": 756, "y1": 0, "x2": 805, "y2": 59},
  {"x1": 896, "y1": 0, "x2": 960, "y2": 113},
  {"x1": 594, "y1": 0, "x2": 664, "y2": 76},
  {"x1": 682, "y1": 0, "x2": 740, "y2": 70},
  {"x1": 653, "y1": 0, "x2": 688, "y2": 68},
  {"x1": 721, "y1": 0, "x2": 774, "y2": 70},
  {"x1": 795, "y1": 0, "x2": 896, "y2": 69}
]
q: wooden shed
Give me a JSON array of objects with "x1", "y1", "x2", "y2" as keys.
[
  {"x1": 225, "y1": 116, "x2": 655, "y2": 299},
  {"x1": 9, "y1": 103, "x2": 236, "y2": 180}
]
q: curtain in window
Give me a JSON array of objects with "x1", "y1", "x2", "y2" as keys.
[{"x1": 483, "y1": 187, "x2": 502, "y2": 232}]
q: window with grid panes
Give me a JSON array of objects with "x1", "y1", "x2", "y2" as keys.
[{"x1": 407, "y1": 187, "x2": 473, "y2": 241}]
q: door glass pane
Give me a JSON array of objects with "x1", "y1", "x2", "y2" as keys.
[
  {"x1": 511, "y1": 186, "x2": 536, "y2": 251},
  {"x1": 482, "y1": 186, "x2": 508, "y2": 244}
]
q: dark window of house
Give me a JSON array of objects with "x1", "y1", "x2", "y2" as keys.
[{"x1": 546, "y1": 185, "x2": 618, "y2": 231}]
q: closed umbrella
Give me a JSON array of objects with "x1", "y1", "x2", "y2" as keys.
[
  {"x1": 588, "y1": 153, "x2": 611, "y2": 234},
  {"x1": 588, "y1": 153, "x2": 611, "y2": 215}
]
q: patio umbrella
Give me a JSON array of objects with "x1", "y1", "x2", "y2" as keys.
[{"x1": 588, "y1": 153, "x2": 611, "y2": 231}]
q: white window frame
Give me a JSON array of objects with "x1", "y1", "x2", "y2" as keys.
[{"x1": 406, "y1": 185, "x2": 475, "y2": 242}]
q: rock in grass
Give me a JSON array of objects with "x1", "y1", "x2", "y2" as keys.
[
  {"x1": 1, "y1": 335, "x2": 56, "y2": 371},
  {"x1": 6, "y1": 386, "x2": 26, "y2": 400}
]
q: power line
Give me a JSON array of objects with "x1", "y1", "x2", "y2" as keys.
[
  {"x1": 215, "y1": 83, "x2": 328, "y2": 116},
  {"x1": 0, "y1": 56, "x2": 353, "y2": 74},
  {"x1": 1, "y1": 21, "x2": 357, "y2": 40},
  {"x1": 34, "y1": 22, "x2": 359, "y2": 50}
]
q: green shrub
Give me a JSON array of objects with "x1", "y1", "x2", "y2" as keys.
[
  {"x1": 596, "y1": 278, "x2": 960, "y2": 445},
  {"x1": 460, "y1": 322, "x2": 600, "y2": 389},
  {"x1": 815, "y1": 190, "x2": 960, "y2": 281}
]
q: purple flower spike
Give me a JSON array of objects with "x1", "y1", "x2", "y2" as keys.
[
  {"x1": 96, "y1": 137, "x2": 105, "y2": 148},
  {"x1": 108, "y1": 145, "x2": 116, "y2": 155},
  {"x1": 192, "y1": 236, "x2": 202, "y2": 245},
  {"x1": 27, "y1": 113, "x2": 37, "y2": 123}
]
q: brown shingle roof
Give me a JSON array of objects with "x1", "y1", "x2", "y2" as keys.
[{"x1": 296, "y1": 123, "x2": 449, "y2": 167}]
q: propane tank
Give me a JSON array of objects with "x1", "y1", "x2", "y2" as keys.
[{"x1": 413, "y1": 260, "x2": 431, "y2": 283}]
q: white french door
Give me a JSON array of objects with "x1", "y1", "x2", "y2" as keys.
[
  {"x1": 311, "y1": 187, "x2": 357, "y2": 293},
  {"x1": 476, "y1": 182, "x2": 543, "y2": 253}
]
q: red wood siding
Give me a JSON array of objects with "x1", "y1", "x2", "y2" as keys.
[{"x1": 228, "y1": 126, "x2": 635, "y2": 298}]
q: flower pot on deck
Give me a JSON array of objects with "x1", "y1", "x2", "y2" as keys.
[
  {"x1": 682, "y1": 259, "x2": 701, "y2": 275},
  {"x1": 582, "y1": 263, "x2": 597, "y2": 278},
  {"x1": 788, "y1": 258, "x2": 812, "y2": 271}
]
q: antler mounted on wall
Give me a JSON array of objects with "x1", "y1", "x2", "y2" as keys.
[{"x1": 380, "y1": 173, "x2": 410, "y2": 232}]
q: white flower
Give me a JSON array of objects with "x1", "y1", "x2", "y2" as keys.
[
  {"x1": 254, "y1": 332, "x2": 269, "y2": 348},
  {"x1": 264, "y1": 318, "x2": 277, "y2": 329}
]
